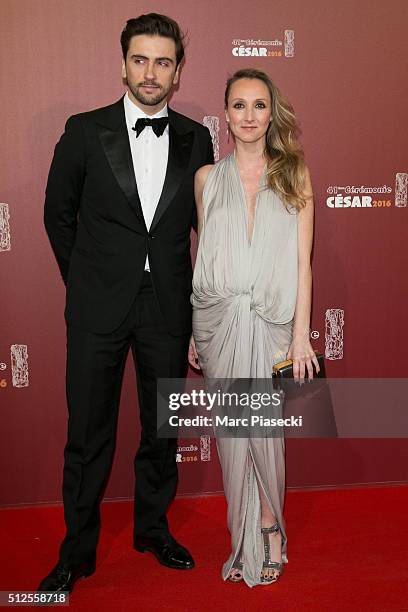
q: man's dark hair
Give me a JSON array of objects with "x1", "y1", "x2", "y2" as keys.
[{"x1": 121, "y1": 13, "x2": 185, "y2": 66}]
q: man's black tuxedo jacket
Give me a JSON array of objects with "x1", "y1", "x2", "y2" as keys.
[{"x1": 44, "y1": 97, "x2": 214, "y2": 335}]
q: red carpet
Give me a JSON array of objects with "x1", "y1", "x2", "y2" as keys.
[{"x1": 1, "y1": 486, "x2": 407, "y2": 611}]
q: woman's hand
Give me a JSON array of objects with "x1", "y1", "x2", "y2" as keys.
[
  {"x1": 287, "y1": 336, "x2": 320, "y2": 382},
  {"x1": 188, "y1": 334, "x2": 201, "y2": 370}
]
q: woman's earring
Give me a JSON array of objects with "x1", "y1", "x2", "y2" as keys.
[{"x1": 226, "y1": 121, "x2": 230, "y2": 143}]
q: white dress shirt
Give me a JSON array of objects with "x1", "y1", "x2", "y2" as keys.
[{"x1": 123, "y1": 91, "x2": 169, "y2": 271}]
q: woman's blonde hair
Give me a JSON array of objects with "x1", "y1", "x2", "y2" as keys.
[{"x1": 225, "y1": 68, "x2": 307, "y2": 211}]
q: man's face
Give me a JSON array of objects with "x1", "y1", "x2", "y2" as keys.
[{"x1": 122, "y1": 34, "x2": 180, "y2": 114}]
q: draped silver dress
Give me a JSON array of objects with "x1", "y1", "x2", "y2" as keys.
[{"x1": 191, "y1": 153, "x2": 298, "y2": 587}]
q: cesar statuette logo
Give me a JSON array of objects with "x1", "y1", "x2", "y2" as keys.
[
  {"x1": 231, "y1": 30, "x2": 295, "y2": 58},
  {"x1": 326, "y1": 174, "x2": 407, "y2": 209}
]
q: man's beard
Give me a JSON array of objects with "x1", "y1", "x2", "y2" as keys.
[{"x1": 127, "y1": 79, "x2": 169, "y2": 107}]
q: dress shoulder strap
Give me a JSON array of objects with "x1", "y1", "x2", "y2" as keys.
[{"x1": 202, "y1": 154, "x2": 234, "y2": 209}]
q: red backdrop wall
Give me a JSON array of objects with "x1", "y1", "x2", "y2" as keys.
[{"x1": 1, "y1": 0, "x2": 407, "y2": 506}]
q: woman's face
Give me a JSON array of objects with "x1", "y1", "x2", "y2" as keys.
[{"x1": 225, "y1": 78, "x2": 272, "y2": 144}]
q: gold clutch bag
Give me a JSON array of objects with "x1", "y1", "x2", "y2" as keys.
[
  {"x1": 272, "y1": 351, "x2": 325, "y2": 381},
  {"x1": 271, "y1": 351, "x2": 337, "y2": 437}
]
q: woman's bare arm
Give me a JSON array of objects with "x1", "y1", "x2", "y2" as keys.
[
  {"x1": 287, "y1": 166, "x2": 320, "y2": 381},
  {"x1": 188, "y1": 163, "x2": 214, "y2": 370},
  {"x1": 194, "y1": 164, "x2": 213, "y2": 241}
]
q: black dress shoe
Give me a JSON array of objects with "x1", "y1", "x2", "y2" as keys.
[
  {"x1": 134, "y1": 534, "x2": 195, "y2": 570},
  {"x1": 37, "y1": 561, "x2": 95, "y2": 593}
]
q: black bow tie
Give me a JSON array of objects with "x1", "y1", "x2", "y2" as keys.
[{"x1": 132, "y1": 117, "x2": 169, "y2": 138}]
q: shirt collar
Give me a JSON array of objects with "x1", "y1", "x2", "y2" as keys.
[{"x1": 124, "y1": 91, "x2": 168, "y2": 128}]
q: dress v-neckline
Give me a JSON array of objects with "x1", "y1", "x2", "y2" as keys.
[{"x1": 231, "y1": 153, "x2": 266, "y2": 247}]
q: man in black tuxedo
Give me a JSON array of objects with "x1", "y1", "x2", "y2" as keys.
[{"x1": 39, "y1": 14, "x2": 213, "y2": 593}]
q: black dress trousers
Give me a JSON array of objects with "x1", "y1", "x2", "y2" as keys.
[{"x1": 59, "y1": 272, "x2": 190, "y2": 566}]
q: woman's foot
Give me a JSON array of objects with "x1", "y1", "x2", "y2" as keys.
[
  {"x1": 260, "y1": 522, "x2": 283, "y2": 583},
  {"x1": 227, "y1": 560, "x2": 243, "y2": 583}
]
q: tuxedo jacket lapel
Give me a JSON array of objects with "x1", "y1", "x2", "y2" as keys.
[
  {"x1": 96, "y1": 100, "x2": 194, "y2": 232},
  {"x1": 150, "y1": 109, "x2": 194, "y2": 232},
  {"x1": 96, "y1": 99, "x2": 146, "y2": 226}
]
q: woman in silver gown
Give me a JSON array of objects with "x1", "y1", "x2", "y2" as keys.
[{"x1": 189, "y1": 69, "x2": 319, "y2": 587}]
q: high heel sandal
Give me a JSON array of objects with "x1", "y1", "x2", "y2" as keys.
[
  {"x1": 260, "y1": 522, "x2": 283, "y2": 584},
  {"x1": 227, "y1": 560, "x2": 243, "y2": 583}
]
